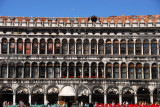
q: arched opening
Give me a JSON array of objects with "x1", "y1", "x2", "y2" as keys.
[
  {"x1": 8, "y1": 62, "x2": 15, "y2": 78},
  {"x1": 128, "y1": 63, "x2": 135, "y2": 79},
  {"x1": 120, "y1": 39, "x2": 126, "y2": 55},
  {"x1": 54, "y1": 62, "x2": 60, "y2": 78},
  {"x1": 77, "y1": 87, "x2": 89, "y2": 103},
  {"x1": 121, "y1": 63, "x2": 127, "y2": 79},
  {"x1": 47, "y1": 86, "x2": 59, "y2": 104},
  {"x1": 25, "y1": 39, "x2": 31, "y2": 54},
  {"x1": 84, "y1": 62, "x2": 89, "y2": 78},
  {"x1": 69, "y1": 62, "x2": 74, "y2": 78},
  {"x1": 107, "y1": 87, "x2": 119, "y2": 104},
  {"x1": 24, "y1": 62, "x2": 30, "y2": 78},
  {"x1": 106, "y1": 39, "x2": 111, "y2": 55},
  {"x1": 113, "y1": 63, "x2": 119, "y2": 78},
  {"x1": 90, "y1": 16, "x2": 97, "y2": 22},
  {"x1": 113, "y1": 39, "x2": 119, "y2": 55},
  {"x1": 98, "y1": 62, "x2": 104, "y2": 78},
  {"x1": 61, "y1": 62, "x2": 67, "y2": 78},
  {"x1": 135, "y1": 39, "x2": 141, "y2": 55},
  {"x1": 137, "y1": 87, "x2": 150, "y2": 103},
  {"x1": 106, "y1": 63, "x2": 112, "y2": 78},
  {"x1": 76, "y1": 62, "x2": 82, "y2": 78},
  {"x1": 153, "y1": 88, "x2": 158, "y2": 103},
  {"x1": 136, "y1": 63, "x2": 142, "y2": 79},
  {"x1": 0, "y1": 87, "x2": 13, "y2": 106},
  {"x1": 83, "y1": 39, "x2": 89, "y2": 54},
  {"x1": 92, "y1": 87, "x2": 104, "y2": 104},
  {"x1": 2, "y1": 38, "x2": 8, "y2": 54},
  {"x1": 9, "y1": 38, "x2": 15, "y2": 54},
  {"x1": 91, "y1": 62, "x2": 97, "y2": 78},
  {"x1": 55, "y1": 39, "x2": 60, "y2": 54},
  {"x1": 17, "y1": 38, "x2": 23, "y2": 54},
  {"x1": 91, "y1": 39, "x2": 97, "y2": 54},
  {"x1": 1, "y1": 63, "x2": 7, "y2": 78},
  {"x1": 47, "y1": 39, "x2": 53, "y2": 54},
  {"x1": 122, "y1": 87, "x2": 134, "y2": 104},
  {"x1": 143, "y1": 39, "x2": 149, "y2": 55},
  {"x1": 128, "y1": 39, "x2": 134, "y2": 55},
  {"x1": 40, "y1": 39, "x2": 46, "y2": 54},
  {"x1": 151, "y1": 39, "x2": 157, "y2": 55},
  {"x1": 32, "y1": 39, "x2": 38, "y2": 54},
  {"x1": 69, "y1": 39, "x2": 75, "y2": 54},
  {"x1": 16, "y1": 87, "x2": 29, "y2": 105},
  {"x1": 32, "y1": 62, "x2": 38, "y2": 78},
  {"x1": 76, "y1": 39, "x2": 82, "y2": 54},
  {"x1": 144, "y1": 63, "x2": 150, "y2": 79},
  {"x1": 152, "y1": 63, "x2": 158, "y2": 79},
  {"x1": 47, "y1": 62, "x2": 53, "y2": 78},
  {"x1": 62, "y1": 39, "x2": 68, "y2": 54},
  {"x1": 16, "y1": 62, "x2": 23, "y2": 78},
  {"x1": 31, "y1": 87, "x2": 44, "y2": 104},
  {"x1": 98, "y1": 39, "x2": 104, "y2": 54},
  {"x1": 39, "y1": 62, "x2": 45, "y2": 78}
]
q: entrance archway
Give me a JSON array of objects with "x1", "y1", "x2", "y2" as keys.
[
  {"x1": 107, "y1": 87, "x2": 119, "y2": 104},
  {"x1": 122, "y1": 87, "x2": 134, "y2": 104},
  {"x1": 92, "y1": 87, "x2": 104, "y2": 104},
  {"x1": 31, "y1": 86, "x2": 44, "y2": 104},
  {"x1": 16, "y1": 87, "x2": 29, "y2": 105},
  {"x1": 137, "y1": 87, "x2": 150, "y2": 103},
  {"x1": 77, "y1": 86, "x2": 89, "y2": 103},
  {"x1": 153, "y1": 88, "x2": 157, "y2": 103},
  {"x1": 47, "y1": 86, "x2": 59, "y2": 104},
  {"x1": 0, "y1": 86, "x2": 13, "y2": 106}
]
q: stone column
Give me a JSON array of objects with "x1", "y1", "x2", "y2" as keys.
[
  {"x1": 150, "y1": 64, "x2": 152, "y2": 80},
  {"x1": 82, "y1": 64, "x2": 84, "y2": 78},
  {"x1": 97, "y1": 63, "x2": 98, "y2": 78},
  {"x1": 13, "y1": 92, "x2": 16, "y2": 105},
  {"x1": 104, "y1": 92, "x2": 107, "y2": 104},
  {"x1": 30, "y1": 41, "x2": 32, "y2": 55},
  {"x1": 59, "y1": 63, "x2": 61, "y2": 78},
  {"x1": 119, "y1": 94, "x2": 122, "y2": 105},
  {"x1": 135, "y1": 94, "x2": 137, "y2": 104},
  {"x1": 29, "y1": 93, "x2": 31, "y2": 105},
  {"x1": 89, "y1": 63, "x2": 91, "y2": 78},
  {"x1": 126, "y1": 40, "x2": 128, "y2": 55},
  {"x1": 150, "y1": 94, "x2": 153, "y2": 103},
  {"x1": 44, "y1": 93, "x2": 47, "y2": 105},
  {"x1": 89, "y1": 93, "x2": 92, "y2": 103}
]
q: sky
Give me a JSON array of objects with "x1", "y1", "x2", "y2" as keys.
[{"x1": 0, "y1": 0, "x2": 160, "y2": 17}]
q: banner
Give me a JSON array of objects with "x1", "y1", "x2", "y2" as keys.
[
  {"x1": 18, "y1": 43, "x2": 23, "y2": 51},
  {"x1": 26, "y1": 43, "x2": 30, "y2": 50}
]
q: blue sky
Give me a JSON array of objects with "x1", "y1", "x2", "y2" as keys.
[{"x1": 0, "y1": 0, "x2": 160, "y2": 17}]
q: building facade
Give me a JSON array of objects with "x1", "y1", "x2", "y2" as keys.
[{"x1": 0, "y1": 15, "x2": 160, "y2": 105}]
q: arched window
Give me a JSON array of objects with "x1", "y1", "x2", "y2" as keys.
[
  {"x1": 151, "y1": 39, "x2": 157, "y2": 55},
  {"x1": 128, "y1": 39, "x2": 134, "y2": 55},
  {"x1": 55, "y1": 39, "x2": 60, "y2": 54},
  {"x1": 24, "y1": 62, "x2": 30, "y2": 78},
  {"x1": 152, "y1": 63, "x2": 158, "y2": 79},
  {"x1": 1, "y1": 63, "x2": 7, "y2": 78},
  {"x1": 32, "y1": 39, "x2": 38, "y2": 54},
  {"x1": 76, "y1": 62, "x2": 82, "y2": 78},
  {"x1": 2, "y1": 38, "x2": 8, "y2": 54},
  {"x1": 61, "y1": 62, "x2": 67, "y2": 78},
  {"x1": 113, "y1": 63, "x2": 119, "y2": 78},
  {"x1": 69, "y1": 39, "x2": 75, "y2": 54},
  {"x1": 91, "y1": 62, "x2": 97, "y2": 78},
  {"x1": 121, "y1": 63, "x2": 127, "y2": 79},
  {"x1": 120, "y1": 39, "x2": 126, "y2": 55},
  {"x1": 8, "y1": 62, "x2": 15, "y2": 78},
  {"x1": 16, "y1": 62, "x2": 23, "y2": 78},
  {"x1": 143, "y1": 39, "x2": 149, "y2": 55},
  {"x1": 47, "y1": 39, "x2": 53, "y2": 54},
  {"x1": 62, "y1": 39, "x2": 68, "y2": 54},
  {"x1": 47, "y1": 62, "x2": 53, "y2": 78},
  {"x1": 144, "y1": 63, "x2": 149, "y2": 79},
  {"x1": 106, "y1": 39, "x2": 111, "y2": 54},
  {"x1": 9, "y1": 38, "x2": 15, "y2": 54},
  {"x1": 54, "y1": 62, "x2": 60, "y2": 78},
  {"x1": 113, "y1": 39, "x2": 119, "y2": 55},
  {"x1": 136, "y1": 63, "x2": 142, "y2": 79},
  {"x1": 39, "y1": 62, "x2": 45, "y2": 78},
  {"x1": 128, "y1": 63, "x2": 134, "y2": 79},
  {"x1": 17, "y1": 39, "x2": 23, "y2": 54},
  {"x1": 32, "y1": 62, "x2": 38, "y2": 78},
  {"x1": 98, "y1": 62, "x2": 104, "y2": 78},
  {"x1": 69, "y1": 62, "x2": 74, "y2": 78},
  {"x1": 40, "y1": 39, "x2": 46, "y2": 54},
  {"x1": 98, "y1": 39, "x2": 104, "y2": 54},
  {"x1": 91, "y1": 39, "x2": 97, "y2": 54},
  {"x1": 135, "y1": 39, "x2": 141, "y2": 55},
  {"x1": 76, "y1": 39, "x2": 82, "y2": 54},
  {"x1": 106, "y1": 63, "x2": 112, "y2": 78},
  {"x1": 25, "y1": 39, "x2": 31, "y2": 54},
  {"x1": 84, "y1": 62, "x2": 89, "y2": 78},
  {"x1": 83, "y1": 39, "x2": 89, "y2": 54}
]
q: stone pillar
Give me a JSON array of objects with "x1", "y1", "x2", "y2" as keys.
[
  {"x1": 7, "y1": 64, "x2": 8, "y2": 78},
  {"x1": 59, "y1": 63, "x2": 61, "y2": 78},
  {"x1": 53, "y1": 41, "x2": 55, "y2": 55},
  {"x1": 135, "y1": 94, "x2": 137, "y2": 104},
  {"x1": 119, "y1": 94, "x2": 122, "y2": 105},
  {"x1": 89, "y1": 63, "x2": 91, "y2": 78},
  {"x1": 103, "y1": 64, "x2": 106, "y2": 78},
  {"x1": 150, "y1": 64, "x2": 152, "y2": 80},
  {"x1": 29, "y1": 93, "x2": 31, "y2": 105},
  {"x1": 89, "y1": 93, "x2": 92, "y2": 103},
  {"x1": 7, "y1": 39, "x2": 9, "y2": 54},
  {"x1": 126, "y1": 40, "x2": 128, "y2": 55},
  {"x1": 30, "y1": 41, "x2": 32, "y2": 55},
  {"x1": 141, "y1": 41, "x2": 143, "y2": 55},
  {"x1": 104, "y1": 92, "x2": 107, "y2": 104},
  {"x1": 82, "y1": 65, "x2": 84, "y2": 78},
  {"x1": 97, "y1": 64, "x2": 98, "y2": 78},
  {"x1": 150, "y1": 94, "x2": 153, "y2": 103},
  {"x1": 13, "y1": 93, "x2": 16, "y2": 105},
  {"x1": 44, "y1": 93, "x2": 47, "y2": 105}
]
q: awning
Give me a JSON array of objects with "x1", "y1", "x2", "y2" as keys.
[{"x1": 59, "y1": 86, "x2": 76, "y2": 96}]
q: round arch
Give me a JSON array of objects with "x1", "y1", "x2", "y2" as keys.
[
  {"x1": 16, "y1": 86, "x2": 29, "y2": 104},
  {"x1": 77, "y1": 85, "x2": 89, "y2": 103},
  {"x1": 107, "y1": 86, "x2": 119, "y2": 104},
  {"x1": 137, "y1": 87, "x2": 150, "y2": 103},
  {"x1": 47, "y1": 86, "x2": 59, "y2": 104},
  {"x1": 92, "y1": 86, "x2": 104, "y2": 104},
  {"x1": 122, "y1": 87, "x2": 135, "y2": 104}
]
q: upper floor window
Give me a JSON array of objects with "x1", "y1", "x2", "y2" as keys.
[
  {"x1": 135, "y1": 39, "x2": 141, "y2": 55},
  {"x1": 83, "y1": 39, "x2": 89, "y2": 54},
  {"x1": 121, "y1": 63, "x2": 127, "y2": 78},
  {"x1": 136, "y1": 63, "x2": 142, "y2": 79},
  {"x1": 98, "y1": 39, "x2": 104, "y2": 54},
  {"x1": 113, "y1": 63, "x2": 119, "y2": 78},
  {"x1": 69, "y1": 62, "x2": 74, "y2": 78},
  {"x1": 61, "y1": 62, "x2": 67, "y2": 78},
  {"x1": 1, "y1": 63, "x2": 7, "y2": 78},
  {"x1": 143, "y1": 39, "x2": 149, "y2": 55},
  {"x1": 152, "y1": 63, "x2": 158, "y2": 79},
  {"x1": 9, "y1": 39, "x2": 15, "y2": 54},
  {"x1": 8, "y1": 62, "x2": 15, "y2": 78},
  {"x1": 24, "y1": 62, "x2": 30, "y2": 78},
  {"x1": 69, "y1": 39, "x2": 75, "y2": 54},
  {"x1": 151, "y1": 39, "x2": 157, "y2": 55},
  {"x1": 106, "y1": 63, "x2": 112, "y2": 78},
  {"x1": 113, "y1": 40, "x2": 119, "y2": 55},
  {"x1": 84, "y1": 62, "x2": 89, "y2": 78},
  {"x1": 120, "y1": 40, "x2": 126, "y2": 55},
  {"x1": 128, "y1": 39, "x2": 134, "y2": 55},
  {"x1": 25, "y1": 39, "x2": 31, "y2": 54},
  {"x1": 91, "y1": 62, "x2": 97, "y2": 78},
  {"x1": 17, "y1": 39, "x2": 23, "y2": 54},
  {"x1": 62, "y1": 39, "x2": 68, "y2": 54},
  {"x1": 128, "y1": 63, "x2": 134, "y2": 79},
  {"x1": 55, "y1": 39, "x2": 60, "y2": 54},
  {"x1": 40, "y1": 39, "x2": 46, "y2": 54},
  {"x1": 105, "y1": 39, "x2": 111, "y2": 55},
  {"x1": 2, "y1": 38, "x2": 8, "y2": 54},
  {"x1": 91, "y1": 39, "x2": 97, "y2": 54},
  {"x1": 76, "y1": 39, "x2": 82, "y2": 54},
  {"x1": 32, "y1": 62, "x2": 38, "y2": 78},
  {"x1": 54, "y1": 62, "x2": 60, "y2": 78},
  {"x1": 47, "y1": 62, "x2": 53, "y2": 78},
  {"x1": 16, "y1": 62, "x2": 23, "y2": 78},
  {"x1": 98, "y1": 62, "x2": 104, "y2": 78},
  {"x1": 76, "y1": 62, "x2": 82, "y2": 78},
  {"x1": 47, "y1": 39, "x2": 53, "y2": 54},
  {"x1": 39, "y1": 62, "x2": 45, "y2": 78},
  {"x1": 144, "y1": 63, "x2": 149, "y2": 79},
  {"x1": 32, "y1": 39, "x2": 38, "y2": 54}
]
